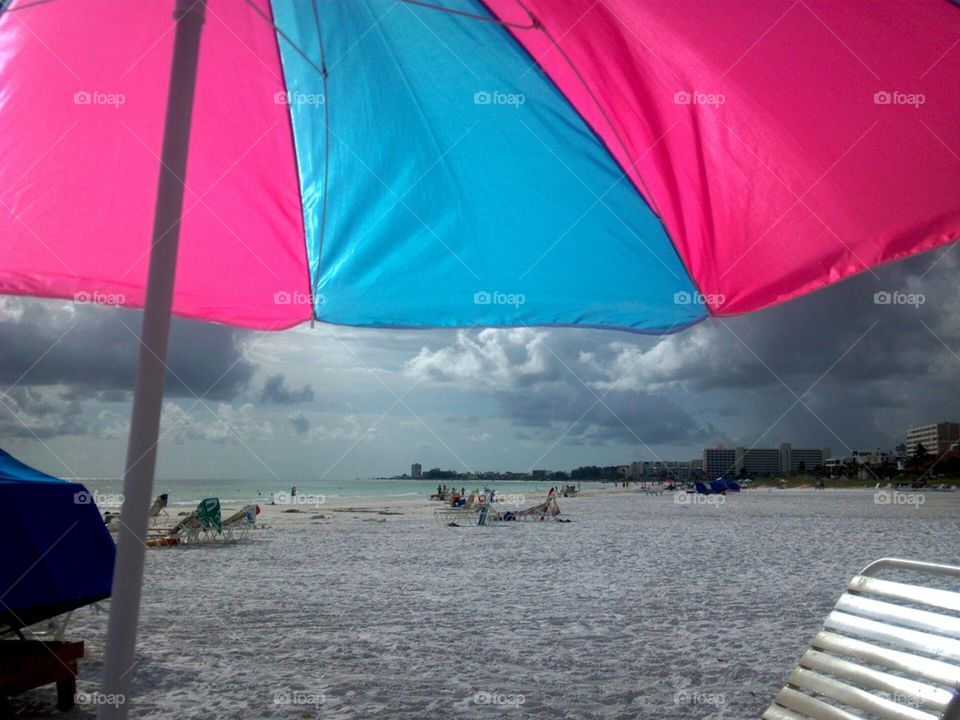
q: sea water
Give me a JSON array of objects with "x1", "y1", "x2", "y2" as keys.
[{"x1": 79, "y1": 476, "x2": 566, "y2": 508}]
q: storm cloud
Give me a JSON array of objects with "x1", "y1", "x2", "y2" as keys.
[
  {"x1": 0, "y1": 299, "x2": 256, "y2": 400},
  {"x1": 405, "y1": 245, "x2": 959, "y2": 454},
  {"x1": 260, "y1": 374, "x2": 315, "y2": 404}
]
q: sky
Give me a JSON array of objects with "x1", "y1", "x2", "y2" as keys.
[{"x1": 0, "y1": 244, "x2": 957, "y2": 481}]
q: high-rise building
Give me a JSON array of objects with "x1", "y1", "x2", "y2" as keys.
[
  {"x1": 411, "y1": 463, "x2": 422, "y2": 479},
  {"x1": 782, "y1": 443, "x2": 830, "y2": 473},
  {"x1": 703, "y1": 447, "x2": 737, "y2": 478},
  {"x1": 906, "y1": 422, "x2": 960, "y2": 457},
  {"x1": 742, "y1": 448, "x2": 780, "y2": 476},
  {"x1": 703, "y1": 443, "x2": 829, "y2": 478}
]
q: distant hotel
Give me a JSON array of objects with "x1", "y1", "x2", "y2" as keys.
[
  {"x1": 906, "y1": 422, "x2": 960, "y2": 457},
  {"x1": 411, "y1": 463, "x2": 422, "y2": 479},
  {"x1": 702, "y1": 443, "x2": 830, "y2": 478},
  {"x1": 630, "y1": 460, "x2": 702, "y2": 482}
]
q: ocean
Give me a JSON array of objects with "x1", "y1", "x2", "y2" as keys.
[{"x1": 79, "y1": 476, "x2": 566, "y2": 508}]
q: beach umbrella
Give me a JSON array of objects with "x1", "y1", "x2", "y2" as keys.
[
  {"x1": 0, "y1": 449, "x2": 115, "y2": 630},
  {"x1": 0, "y1": 0, "x2": 957, "y2": 715}
]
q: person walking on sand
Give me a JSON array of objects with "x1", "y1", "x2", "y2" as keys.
[{"x1": 291, "y1": 485, "x2": 297, "y2": 498}]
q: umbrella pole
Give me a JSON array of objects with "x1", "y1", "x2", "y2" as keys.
[{"x1": 99, "y1": 2, "x2": 205, "y2": 717}]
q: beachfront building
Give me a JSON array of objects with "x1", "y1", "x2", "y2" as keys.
[
  {"x1": 825, "y1": 449, "x2": 892, "y2": 478},
  {"x1": 743, "y1": 448, "x2": 781, "y2": 476},
  {"x1": 703, "y1": 447, "x2": 737, "y2": 478},
  {"x1": 906, "y1": 422, "x2": 960, "y2": 457},
  {"x1": 850, "y1": 449, "x2": 893, "y2": 466},
  {"x1": 703, "y1": 443, "x2": 830, "y2": 478},
  {"x1": 629, "y1": 460, "x2": 698, "y2": 482},
  {"x1": 783, "y1": 444, "x2": 831, "y2": 473},
  {"x1": 411, "y1": 463, "x2": 422, "y2": 479}
]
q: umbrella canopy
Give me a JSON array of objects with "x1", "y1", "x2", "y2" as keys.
[
  {"x1": 0, "y1": 449, "x2": 115, "y2": 630},
  {"x1": 1, "y1": 0, "x2": 956, "y2": 332},
  {"x1": 0, "y1": 1, "x2": 957, "y2": 716}
]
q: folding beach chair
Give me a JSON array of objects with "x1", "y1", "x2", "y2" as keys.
[
  {"x1": 193, "y1": 497, "x2": 221, "y2": 541},
  {"x1": 147, "y1": 493, "x2": 169, "y2": 527},
  {"x1": 764, "y1": 558, "x2": 960, "y2": 720},
  {"x1": 222, "y1": 504, "x2": 257, "y2": 541},
  {"x1": 166, "y1": 498, "x2": 221, "y2": 544}
]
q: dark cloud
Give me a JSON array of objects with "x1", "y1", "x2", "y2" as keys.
[
  {"x1": 0, "y1": 386, "x2": 85, "y2": 438},
  {"x1": 288, "y1": 411, "x2": 311, "y2": 434},
  {"x1": 405, "y1": 244, "x2": 959, "y2": 454},
  {"x1": 0, "y1": 300, "x2": 256, "y2": 400},
  {"x1": 260, "y1": 374, "x2": 315, "y2": 404},
  {"x1": 405, "y1": 327, "x2": 721, "y2": 447},
  {"x1": 0, "y1": 298, "x2": 257, "y2": 441},
  {"x1": 502, "y1": 383, "x2": 723, "y2": 447}
]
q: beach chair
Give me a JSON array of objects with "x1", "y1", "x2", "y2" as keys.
[
  {"x1": 763, "y1": 558, "x2": 960, "y2": 720},
  {"x1": 222, "y1": 504, "x2": 257, "y2": 541},
  {"x1": 167, "y1": 498, "x2": 221, "y2": 544},
  {"x1": 103, "y1": 492, "x2": 168, "y2": 532},
  {"x1": 147, "y1": 493, "x2": 169, "y2": 526},
  {"x1": 498, "y1": 489, "x2": 561, "y2": 522}
]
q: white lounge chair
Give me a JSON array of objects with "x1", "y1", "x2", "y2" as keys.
[
  {"x1": 147, "y1": 493, "x2": 169, "y2": 527},
  {"x1": 222, "y1": 504, "x2": 257, "y2": 541},
  {"x1": 764, "y1": 557, "x2": 960, "y2": 720},
  {"x1": 104, "y1": 492, "x2": 168, "y2": 533},
  {"x1": 163, "y1": 498, "x2": 221, "y2": 544}
]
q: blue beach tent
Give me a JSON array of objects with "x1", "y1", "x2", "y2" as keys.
[{"x1": 0, "y1": 449, "x2": 115, "y2": 629}]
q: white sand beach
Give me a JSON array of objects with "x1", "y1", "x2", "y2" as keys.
[{"x1": 11, "y1": 486, "x2": 960, "y2": 719}]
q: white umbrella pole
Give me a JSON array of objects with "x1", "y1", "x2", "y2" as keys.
[{"x1": 99, "y1": 2, "x2": 205, "y2": 717}]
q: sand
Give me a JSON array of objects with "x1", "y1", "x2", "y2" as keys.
[{"x1": 11, "y1": 487, "x2": 960, "y2": 719}]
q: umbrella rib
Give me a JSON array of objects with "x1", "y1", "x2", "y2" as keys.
[
  {"x1": 309, "y1": 0, "x2": 330, "y2": 315},
  {"x1": 243, "y1": 0, "x2": 325, "y2": 79}
]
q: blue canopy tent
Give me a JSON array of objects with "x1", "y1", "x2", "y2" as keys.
[{"x1": 0, "y1": 449, "x2": 115, "y2": 630}]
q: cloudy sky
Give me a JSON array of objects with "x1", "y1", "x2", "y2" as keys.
[{"x1": 1, "y1": 244, "x2": 957, "y2": 481}]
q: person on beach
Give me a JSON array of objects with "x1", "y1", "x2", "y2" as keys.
[{"x1": 291, "y1": 485, "x2": 297, "y2": 498}]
